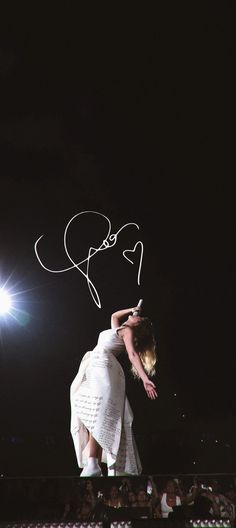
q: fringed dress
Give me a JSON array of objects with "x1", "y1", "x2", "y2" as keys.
[{"x1": 70, "y1": 328, "x2": 142, "y2": 474}]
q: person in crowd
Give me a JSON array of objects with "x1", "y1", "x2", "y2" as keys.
[
  {"x1": 146, "y1": 475, "x2": 162, "y2": 519},
  {"x1": 118, "y1": 477, "x2": 133, "y2": 505},
  {"x1": 156, "y1": 477, "x2": 198, "y2": 518},
  {"x1": 137, "y1": 488, "x2": 150, "y2": 508},
  {"x1": 224, "y1": 484, "x2": 236, "y2": 521},
  {"x1": 135, "y1": 485, "x2": 154, "y2": 517},
  {"x1": 105, "y1": 483, "x2": 124, "y2": 508},
  {"x1": 126, "y1": 489, "x2": 138, "y2": 507},
  {"x1": 76, "y1": 500, "x2": 93, "y2": 521},
  {"x1": 175, "y1": 476, "x2": 199, "y2": 507},
  {"x1": 207, "y1": 479, "x2": 235, "y2": 521},
  {"x1": 83, "y1": 479, "x2": 97, "y2": 509},
  {"x1": 158, "y1": 478, "x2": 182, "y2": 518},
  {"x1": 183, "y1": 477, "x2": 221, "y2": 519},
  {"x1": 61, "y1": 479, "x2": 83, "y2": 520},
  {"x1": 193, "y1": 494, "x2": 219, "y2": 519}
]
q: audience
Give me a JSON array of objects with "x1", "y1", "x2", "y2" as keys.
[
  {"x1": 207, "y1": 478, "x2": 235, "y2": 522},
  {"x1": 1, "y1": 474, "x2": 235, "y2": 522}
]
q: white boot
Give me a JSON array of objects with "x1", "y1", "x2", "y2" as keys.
[{"x1": 80, "y1": 457, "x2": 102, "y2": 477}]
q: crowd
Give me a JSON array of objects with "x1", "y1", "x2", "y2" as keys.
[
  {"x1": 61, "y1": 476, "x2": 236, "y2": 523},
  {"x1": 1, "y1": 475, "x2": 236, "y2": 523}
]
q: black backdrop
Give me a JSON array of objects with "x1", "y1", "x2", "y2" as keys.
[{"x1": 0, "y1": 4, "x2": 235, "y2": 476}]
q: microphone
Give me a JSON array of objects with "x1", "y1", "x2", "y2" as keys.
[{"x1": 132, "y1": 299, "x2": 143, "y2": 316}]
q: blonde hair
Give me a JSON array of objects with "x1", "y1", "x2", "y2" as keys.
[{"x1": 131, "y1": 318, "x2": 157, "y2": 378}]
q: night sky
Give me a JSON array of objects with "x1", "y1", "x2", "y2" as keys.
[{"x1": 0, "y1": 5, "x2": 235, "y2": 477}]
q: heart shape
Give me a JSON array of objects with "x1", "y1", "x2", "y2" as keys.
[{"x1": 123, "y1": 241, "x2": 144, "y2": 285}]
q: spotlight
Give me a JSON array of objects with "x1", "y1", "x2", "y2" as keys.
[
  {"x1": 0, "y1": 279, "x2": 31, "y2": 326},
  {"x1": 0, "y1": 288, "x2": 12, "y2": 314}
]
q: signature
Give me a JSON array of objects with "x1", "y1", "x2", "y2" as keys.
[{"x1": 34, "y1": 211, "x2": 144, "y2": 308}]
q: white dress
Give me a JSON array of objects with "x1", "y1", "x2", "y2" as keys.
[{"x1": 70, "y1": 328, "x2": 142, "y2": 474}]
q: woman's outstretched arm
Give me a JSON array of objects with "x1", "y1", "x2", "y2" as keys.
[{"x1": 122, "y1": 326, "x2": 158, "y2": 400}]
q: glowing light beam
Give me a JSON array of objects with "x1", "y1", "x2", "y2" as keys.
[
  {"x1": 0, "y1": 276, "x2": 32, "y2": 327},
  {"x1": 0, "y1": 288, "x2": 12, "y2": 314}
]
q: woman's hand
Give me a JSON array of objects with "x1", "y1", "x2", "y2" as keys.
[
  {"x1": 132, "y1": 305, "x2": 141, "y2": 314},
  {"x1": 143, "y1": 379, "x2": 158, "y2": 399}
]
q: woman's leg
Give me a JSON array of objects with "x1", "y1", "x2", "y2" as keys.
[
  {"x1": 88, "y1": 434, "x2": 102, "y2": 464},
  {"x1": 80, "y1": 433, "x2": 102, "y2": 476}
]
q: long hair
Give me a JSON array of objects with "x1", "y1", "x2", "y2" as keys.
[{"x1": 131, "y1": 317, "x2": 157, "y2": 378}]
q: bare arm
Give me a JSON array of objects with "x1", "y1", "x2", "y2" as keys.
[
  {"x1": 122, "y1": 326, "x2": 158, "y2": 399},
  {"x1": 111, "y1": 307, "x2": 137, "y2": 328},
  {"x1": 180, "y1": 486, "x2": 198, "y2": 505}
]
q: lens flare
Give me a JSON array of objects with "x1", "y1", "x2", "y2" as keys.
[{"x1": 0, "y1": 288, "x2": 12, "y2": 314}]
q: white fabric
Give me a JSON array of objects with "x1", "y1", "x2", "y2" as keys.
[
  {"x1": 70, "y1": 328, "x2": 142, "y2": 474},
  {"x1": 161, "y1": 493, "x2": 181, "y2": 518}
]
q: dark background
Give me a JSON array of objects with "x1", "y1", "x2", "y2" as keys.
[{"x1": 0, "y1": 4, "x2": 235, "y2": 476}]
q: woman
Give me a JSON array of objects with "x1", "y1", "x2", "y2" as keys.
[
  {"x1": 70, "y1": 304, "x2": 158, "y2": 477},
  {"x1": 105, "y1": 484, "x2": 124, "y2": 508},
  {"x1": 159, "y1": 479, "x2": 182, "y2": 518},
  {"x1": 126, "y1": 489, "x2": 138, "y2": 507}
]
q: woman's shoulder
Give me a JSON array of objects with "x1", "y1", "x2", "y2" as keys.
[{"x1": 115, "y1": 323, "x2": 133, "y2": 338}]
